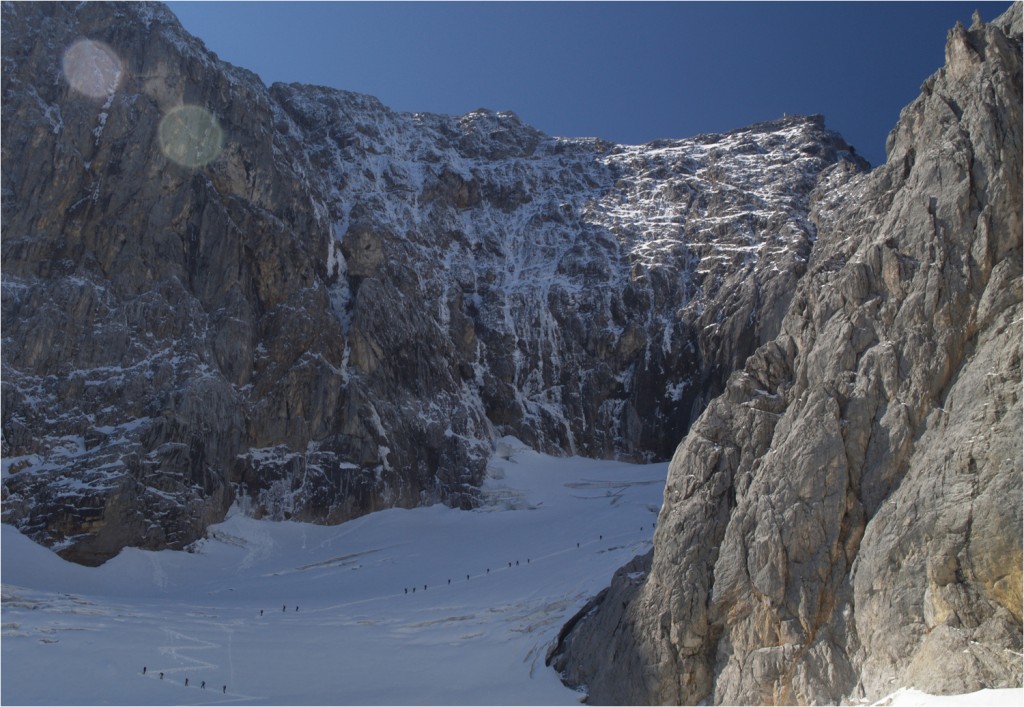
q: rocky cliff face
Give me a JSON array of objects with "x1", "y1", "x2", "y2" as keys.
[
  {"x1": 1, "y1": 2, "x2": 864, "y2": 564},
  {"x1": 549, "y1": 5, "x2": 1023, "y2": 703}
]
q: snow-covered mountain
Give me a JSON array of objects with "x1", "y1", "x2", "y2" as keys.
[
  {"x1": 1, "y1": 1, "x2": 865, "y2": 564},
  {"x1": 2, "y1": 2, "x2": 1020, "y2": 705}
]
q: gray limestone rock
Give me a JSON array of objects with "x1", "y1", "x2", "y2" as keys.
[{"x1": 551, "y1": 4, "x2": 1023, "y2": 703}]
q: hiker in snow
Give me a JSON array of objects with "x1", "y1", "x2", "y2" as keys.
[
  {"x1": 576, "y1": 542, "x2": 580, "y2": 548},
  {"x1": 448, "y1": 578, "x2": 451, "y2": 585},
  {"x1": 223, "y1": 685, "x2": 227, "y2": 694},
  {"x1": 424, "y1": 584, "x2": 427, "y2": 591},
  {"x1": 486, "y1": 568, "x2": 490, "y2": 574},
  {"x1": 185, "y1": 678, "x2": 189, "y2": 687},
  {"x1": 516, "y1": 560, "x2": 519, "y2": 566},
  {"x1": 599, "y1": 535, "x2": 603, "y2": 540},
  {"x1": 467, "y1": 574, "x2": 470, "y2": 580},
  {"x1": 201, "y1": 681, "x2": 206, "y2": 689},
  {"x1": 283, "y1": 605, "x2": 286, "y2": 612},
  {"x1": 508, "y1": 562, "x2": 512, "y2": 568},
  {"x1": 405, "y1": 587, "x2": 408, "y2": 594},
  {"x1": 159, "y1": 672, "x2": 164, "y2": 680},
  {"x1": 142, "y1": 666, "x2": 147, "y2": 675},
  {"x1": 295, "y1": 606, "x2": 299, "y2": 612},
  {"x1": 412, "y1": 587, "x2": 416, "y2": 593}
]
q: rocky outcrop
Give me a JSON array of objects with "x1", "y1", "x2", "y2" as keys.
[
  {"x1": 1, "y1": 2, "x2": 865, "y2": 564},
  {"x1": 550, "y1": 5, "x2": 1023, "y2": 703}
]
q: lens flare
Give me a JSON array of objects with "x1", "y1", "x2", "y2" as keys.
[
  {"x1": 62, "y1": 39, "x2": 122, "y2": 98},
  {"x1": 158, "y1": 105, "x2": 224, "y2": 168}
]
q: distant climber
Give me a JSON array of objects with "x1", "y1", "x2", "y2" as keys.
[
  {"x1": 295, "y1": 606, "x2": 299, "y2": 612},
  {"x1": 223, "y1": 685, "x2": 227, "y2": 694},
  {"x1": 282, "y1": 605, "x2": 286, "y2": 612},
  {"x1": 260, "y1": 609, "x2": 264, "y2": 616},
  {"x1": 201, "y1": 681, "x2": 206, "y2": 689},
  {"x1": 405, "y1": 587, "x2": 408, "y2": 594},
  {"x1": 142, "y1": 666, "x2": 147, "y2": 675},
  {"x1": 448, "y1": 578, "x2": 451, "y2": 585},
  {"x1": 185, "y1": 678, "x2": 189, "y2": 687},
  {"x1": 159, "y1": 672, "x2": 164, "y2": 680}
]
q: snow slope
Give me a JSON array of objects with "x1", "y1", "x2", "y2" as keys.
[
  {"x1": 869, "y1": 688, "x2": 1023, "y2": 707},
  {"x1": 1, "y1": 441, "x2": 666, "y2": 705},
  {"x1": 2, "y1": 441, "x2": 1020, "y2": 706}
]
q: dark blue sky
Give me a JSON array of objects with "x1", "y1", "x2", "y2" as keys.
[{"x1": 166, "y1": 1, "x2": 1008, "y2": 167}]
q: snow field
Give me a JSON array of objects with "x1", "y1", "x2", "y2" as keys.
[
  {"x1": 5, "y1": 440, "x2": 1018, "y2": 706},
  {"x1": 868, "y1": 688, "x2": 1023, "y2": 707},
  {"x1": 2, "y1": 440, "x2": 666, "y2": 705}
]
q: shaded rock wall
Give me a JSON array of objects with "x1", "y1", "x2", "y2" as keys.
[
  {"x1": 2, "y1": 1, "x2": 864, "y2": 563},
  {"x1": 2, "y1": 1, "x2": 344, "y2": 564}
]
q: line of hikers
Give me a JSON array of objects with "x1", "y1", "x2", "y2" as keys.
[
  {"x1": 140, "y1": 524, "x2": 659, "y2": 688},
  {"x1": 399, "y1": 525, "x2": 655, "y2": 596},
  {"x1": 142, "y1": 666, "x2": 226, "y2": 694}
]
